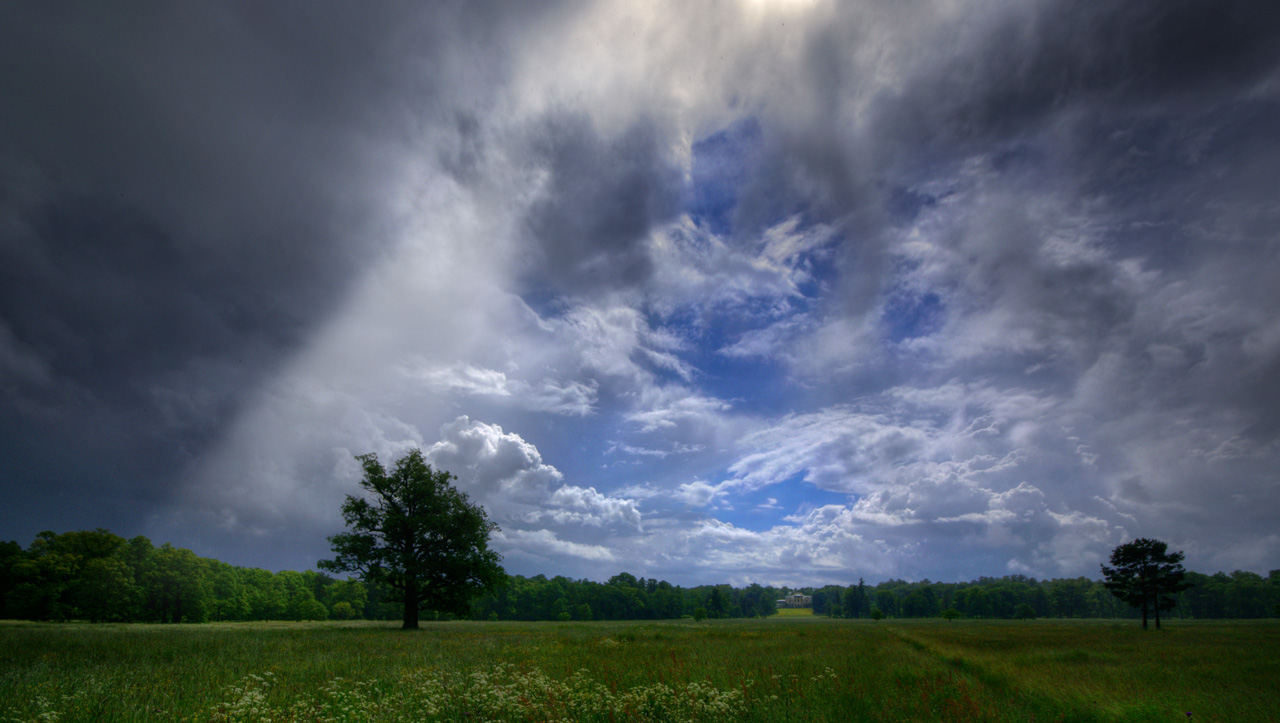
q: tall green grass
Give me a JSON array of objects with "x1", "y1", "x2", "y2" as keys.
[
  {"x1": 886, "y1": 619, "x2": 1280, "y2": 723},
  {"x1": 771, "y1": 607, "x2": 815, "y2": 617},
  {"x1": 1, "y1": 618, "x2": 1275, "y2": 722}
]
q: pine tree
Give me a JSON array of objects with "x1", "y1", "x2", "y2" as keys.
[{"x1": 1101, "y1": 538, "x2": 1192, "y2": 630}]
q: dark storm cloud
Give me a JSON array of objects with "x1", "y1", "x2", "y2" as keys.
[
  {"x1": 521, "y1": 114, "x2": 683, "y2": 297},
  {"x1": 869, "y1": 0, "x2": 1280, "y2": 162},
  {"x1": 750, "y1": 0, "x2": 1280, "y2": 236},
  {"x1": 838, "y1": 0, "x2": 1280, "y2": 563},
  {"x1": 0, "y1": 1, "x2": 545, "y2": 540},
  {"x1": 777, "y1": 0, "x2": 1280, "y2": 378},
  {"x1": 935, "y1": 0, "x2": 1280, "y2": 442}
]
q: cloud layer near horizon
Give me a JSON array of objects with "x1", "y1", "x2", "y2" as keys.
[{"x1": 3, "y1": 0, "x2": 1279, "y2": 585}]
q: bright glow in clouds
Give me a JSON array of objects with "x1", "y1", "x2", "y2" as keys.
[{"x1": 2, "y1": 0, "x2": 1278, "y2": 585}]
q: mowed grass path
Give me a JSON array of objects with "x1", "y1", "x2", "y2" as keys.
[{"x1": 1, "y1": 618, "x2": 1276, "y2": 723}]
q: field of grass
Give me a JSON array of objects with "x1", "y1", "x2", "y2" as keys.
[
  {"x1": 1, "y1": 618, "x2": 1276, "y2": 723},
  {"x1": 771, "y1": 607, "x2": 814, "y2": 617}
]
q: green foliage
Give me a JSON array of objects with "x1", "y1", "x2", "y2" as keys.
[
  {"x1": 72, "y1": 556, "x2": 140, "y2": 622},
  {"x1": 902, "y1": 586, "x2": 940, "y2": 618},
  {"x1": 875, "y1": 589, "x2": 898, "y2": 617},
  {"x1": 941, "y1": 607, "x2": 961, "y2": 622},
  {"x1": 319, "y1": 449, "x2": 505, "y2": 629},
  {"x1": 707, "y1": 586, "x2": 727, "y2": 618},
  {"x1": 205, "y1": 560, "x2": 248, "y2": 622},
  {"x1": 330, "y1": 601, "x2": 357, "y2": 620},
  {"x1": 3, "y1": 528, "x2": 1276, "y2": 627},
  {"x1": 280, "y1": 570, "x2": 328, "y2": 622},
  {"x1": 146, "y1": 544, "x2": 211, "y2": 623},
  {"x1": 297, "y1": 598, "x2": 329, "y2": 621},
  {"x1": 693, "y1": 607, "x2": 707, "y2": 622},
  {"x1": 0, "y1": 530, "x2": 372, "y2": 625},
  {"x1": 7, "y1": 529, "x2": 131, "y2": 621},
  {"x1": 1102, "y1": 538, "x2": 1193, "y2": 629},
  {"x1": 870, "y1": 607, "x2": 884, "y2": 621},
  {"x1": 0, "y1": 540, "x2": 22, "y2": 619},
  {"x1": 1014, "y1": 603, "x2": 1036, "y2": 620},
  {"x1": 810, "y1": 584, "x2": 844, "y2": 615},
  {"x1": 327, "y1": 579, "x2": 369, "y2": 618},
  {"x1": 842, "y1": 579, "x2": 869, "y2": 618}
]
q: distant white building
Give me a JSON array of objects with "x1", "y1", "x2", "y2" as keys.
[{"x1": 776, "y1": 593, "x2": 812, "y2": 608}]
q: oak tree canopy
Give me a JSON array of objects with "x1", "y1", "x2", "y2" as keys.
[{"x1": 320, "y1": 449, "x2": 504, "y2": 629}]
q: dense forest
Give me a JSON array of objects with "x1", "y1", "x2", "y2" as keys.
[{"x1": 2, "y1": 530, "x2": 1277, "y2": 623}]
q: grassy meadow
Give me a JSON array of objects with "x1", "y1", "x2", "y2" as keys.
[
  {"x1": 1, "y1": 617, "x2": 1276, "y2": 723},
  {"x1": 769, "y1": 607, "x2": 815, "y2": 617}
]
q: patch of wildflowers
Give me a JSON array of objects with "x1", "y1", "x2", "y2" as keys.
[{"x1": 204, "y1": 664, "x2": 754, "y2": 722}]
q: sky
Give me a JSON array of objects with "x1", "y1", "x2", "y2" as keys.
[{"x1": 2, "y1": 0, "x2": 1279, "y2": 587}]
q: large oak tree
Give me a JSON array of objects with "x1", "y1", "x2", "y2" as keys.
[{"x1": 319, "y1": 449, "x2": 504, "y2": 629}]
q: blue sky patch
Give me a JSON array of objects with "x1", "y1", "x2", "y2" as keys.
[
  {"x1": 688, "y1": 117, "x2": 762, "y2": 236},
  {"x1": 883, "y1": 291, "x2": 944, "y2": 342}
]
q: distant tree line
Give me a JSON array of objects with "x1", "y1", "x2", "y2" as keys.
[
  {"x1": 804, "y1": 571, "x2": 1279, "y2": 621},
  {"x1": 467, "y1": 573, "x2": 781, "y2": 622},
  {"x1": 2, "y1": 530, "x2": 1277, "y2": 623},
  {"x1": 0, "y1": 530, "x2": 373, "y2": 623}
]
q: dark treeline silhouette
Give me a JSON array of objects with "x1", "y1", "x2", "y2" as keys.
[
  {"x1": 802, "y1": 572, "x2": 1279, "y2": 621},
  {"x1": 2, "y1": 530, "x2": 1277, "y2": 623},
  {"x1": 0, "y1": 530, "x2": 362, "y2": 623},
  {"x1": 468, "y1": 573, "x2": 780, "y2": 621}
]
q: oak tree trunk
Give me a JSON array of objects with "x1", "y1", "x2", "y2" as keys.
[{"x1": 402, "y1": 577, "x2": 420, "y2": 630}]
